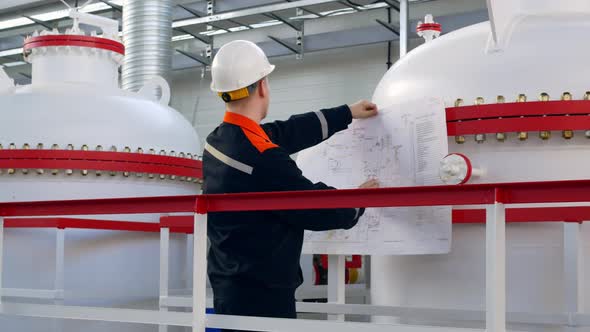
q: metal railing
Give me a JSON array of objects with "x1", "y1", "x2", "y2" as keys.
[{"x1": 0, "y1": 179, "x2": 589, "y2": 331}]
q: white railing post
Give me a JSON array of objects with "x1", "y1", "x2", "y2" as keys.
[
  {"x1": 159, "y1": 226, "x2": 170, "y2": 332},
  {"x1": 328, "y1": 255, "x2": 346, "y2": 321},
  {"x1": 486, "y1": 199, "x2": 506, "y2": 332},
  {"x1": 564, "y1": 221, "x2": 585, "y2": 331},
  {"x1": 193, "y1": 213, "x2": 208, "y2": 332},
  {"x1": 54, "y1": 229, "x2": 65, "y2": 301},
  {"x1": 186, "y1": 233, "x2": 194, "y2": 291},
  {"x1": 0, "y1": 217, "x2": 4, "y2": 306},
  {"x1": 53, "y1": 228, "x2": 65, "y2": 332}
]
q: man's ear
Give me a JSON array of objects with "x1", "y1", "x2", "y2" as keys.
[{"x1": 258, "y1": 79, "x2": 266, "y2": 98}]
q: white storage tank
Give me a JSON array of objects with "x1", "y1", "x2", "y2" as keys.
[
  {"x1": 0, "y1": 11, "x2": 200, "y2": 332},
  {"x1": 370, "y1": 1, "x2": 590, "y2": 330}
]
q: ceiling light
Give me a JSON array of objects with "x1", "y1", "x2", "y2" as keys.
[
  {"x1": 0, "y1": 1, "x2": 124, "y2": 31},
  {"x1": 2, "y1": 61, "x2": 26, "y2": 67},
  {"x1": 201, "y1": 30, "x2": 227, "y2": 36},
  {"x1": 0, "y1": 17, "x2": 33, "y2": 30},
  {"x1": 172, "y1": 34, "x2": 194, "y2": 42},
  {"x1": 172, "y1": 19, "x2": 198, "y2": 29},
  {"x1": 0, "y1": 48, "x2": 23, "y2": 57},
  {"x1": 364, "y1": 3, "x2": 388, "y2": 9},
  {"x1": 250, "y1": 20, "x2": 282, "y2": 29},
  {"x1": 31, "y1": 9, "x2": 69, "y2": 21},
  {"x1": 228, "y1": 26, "x2": 249, "y2": 32}
]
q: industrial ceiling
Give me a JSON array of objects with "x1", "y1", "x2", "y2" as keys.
[{"x1": 0, "y1": 0, "x2": 488, "y2": 84}]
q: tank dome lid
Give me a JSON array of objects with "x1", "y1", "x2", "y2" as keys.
[
  {"x1": 23, "y1": 34, "x2": 124, "y2": 56},
  {"x1": 22, "y1": 10, "x2": 124, "y2": 88}
]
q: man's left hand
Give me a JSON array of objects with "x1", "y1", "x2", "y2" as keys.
[{"x1": 349, "y1": 100, "x2": 378, "y2": 119}]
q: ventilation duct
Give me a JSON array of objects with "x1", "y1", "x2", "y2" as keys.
[{"x1": 122, "y1": 0, "x2": 172, "y2": 93}]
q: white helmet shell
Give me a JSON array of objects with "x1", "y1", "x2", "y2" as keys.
[{"x1": 210, "y1": 40, "x2": 275, "y2": 93}]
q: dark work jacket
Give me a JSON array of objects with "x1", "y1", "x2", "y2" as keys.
[{"x1": 202, "y1": 105, "x2": 364, "y2": 295}]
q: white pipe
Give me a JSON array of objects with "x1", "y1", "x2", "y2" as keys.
[{"x1": 399, "y1": 0, "x2": 409, "y2": 57}]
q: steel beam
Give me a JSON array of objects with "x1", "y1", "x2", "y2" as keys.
[
  {"x1": 285, "y1": 0, "x2": 326, "y2": 18},
  {"x1": 97, "y1": 0, "x2": 122, "y2": 12},
  {"x1": 267, "y1": 13, "x2": 303, "y2": 31},
  {"x1": 177, "y1": 4, "x2": 252, "y2": 30},
  {"x1": 22, "y1": 16, "x2": 52, "y2": 30},
  {"x1": 176, "y1": 49, "x2": 212, "y2": 66},
  {"x1": 381, "y1": 0, "x2": 400, "y2": 12},
  {"x1": 268, "y1": 35, "x2": 300, "y2": 54},
  {"x1": 174, "y1": 27, "x2": 213, "y2": 45},
  {"x1": 177, "y1": 4, "x2": 229, "y2": 32},
  {"x1": 172, "y1": 6, "x2": 492, "y2": 71},
  {"x1": 338, "y1": 0, "x2": 362, "y2": 11},
  {"x1": 173, "y1": 0, "x2": 342, "y2": 28},
  {"x1": 178, "y1": 4, "x2": 207, "y2": 18},
  {"x1": 375, "y1": 19, "x2": 399, "y2": 36}
]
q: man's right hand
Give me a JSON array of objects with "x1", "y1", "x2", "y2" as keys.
[
  {"x1": 349, "y1": 100, "x2": 378, "y2": 119},
  {"x1": 359, "y1": 179, "x2": 379, "y2": 189}
]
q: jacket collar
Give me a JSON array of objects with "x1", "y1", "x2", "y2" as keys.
[{"x1": 223, "y1": 112, "x2": 271, "y2": 141}]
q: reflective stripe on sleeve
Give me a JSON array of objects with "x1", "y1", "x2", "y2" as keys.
[
  {"x1": 315, "y1": 111, "x2": 329, "y2": 140},
  {"x1": 204, "y1": 143, "x2": 254, "y2": 175}
]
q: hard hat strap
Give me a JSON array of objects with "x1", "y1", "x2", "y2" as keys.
[{"x1": 218, "y1": 87, "x2": 250, "y2": 102}]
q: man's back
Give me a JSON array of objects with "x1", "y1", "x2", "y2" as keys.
[
  {"x1": 204, "y1": 118, "x2": 306, "y2": 291},
  {"x1": 203, "y1": 108, "x2": 363, "y2": 295}
]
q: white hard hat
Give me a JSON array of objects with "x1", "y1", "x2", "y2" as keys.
[{"x1": 210, "y1": 40, "x2": 275, "y2": 93}]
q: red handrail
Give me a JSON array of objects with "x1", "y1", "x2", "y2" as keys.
[
  {"x1": 3, "y1": 217, "x2": 193, "y2": 233},
  {"x1": 453, "y1": 206, "x2": 590, "y2": 224},
  {"x1": 196, "y1": 179, "x2": 590, "y2": 214},
  {"x1": 0, "y1": 180, "x2": 589, "y2": 218},
  {"x1": 0, "y1": 195, "x2": 197, "y2": 217}
]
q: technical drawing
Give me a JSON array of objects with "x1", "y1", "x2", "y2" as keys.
[{"x1": 298, "y1": 98, "x2": 451, "y2": 255}]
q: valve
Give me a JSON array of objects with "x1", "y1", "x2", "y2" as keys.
[
  {"x1": 417, "y1": 14, "x2": 441, "y2": 43},
  {"x1": 439, "y1": 153, "x2": 484, "y2": 185}
]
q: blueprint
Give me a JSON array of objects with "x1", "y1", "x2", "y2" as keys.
[{"x1": 297, "y1": 97, "x2": 451, "y2": 255}]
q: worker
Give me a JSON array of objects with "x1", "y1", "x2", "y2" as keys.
[{"x1": 203, "y1": 40, "x2": 379, "y2": 330}]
